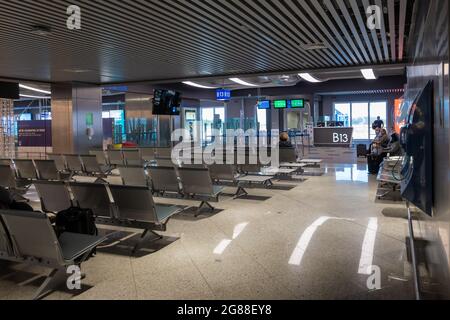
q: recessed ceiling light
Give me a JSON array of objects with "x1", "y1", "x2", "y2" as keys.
[
  {"x1": 361, "y1": 68, "x2": 377, "y2": 80},
  {"x1": 19, "y1": 94, "x2": 50, "y2": 99},
  {"x1": 30, "y1": 25, "x2": 52, "y2": 36},
  {"x1": 182, "y1": 81, "x2": 217, "y2": 89},
  {"x1": 229, "y1": 78, "x2": 259, "y2": 87},
  {"x1": 299, "y1": 73, "x2": 322, "y2": 83},
  {"x1": 19, "y1": 84, "x2": 51, "y2": 95}
]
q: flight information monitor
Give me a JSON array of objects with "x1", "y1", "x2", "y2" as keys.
[
  {"x1": 289, "y1": 99, "x2": 305, "y2": 108},
  {"x1": 273, "y1": 100, "x2": 287, "y2": 109},
  {"x1": 257, "y1": 100, "x2": 271, "y2": 110}
]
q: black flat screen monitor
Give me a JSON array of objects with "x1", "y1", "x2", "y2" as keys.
[
  {"x1": 0, "y1": 81, "x2": 19, "y2": 99},
  {"x1": 400, "y1": 80, "x2": 434, "y2": 216},
  {"x1": 152, "y1": 89, "x2": 181, "y2": 115}
]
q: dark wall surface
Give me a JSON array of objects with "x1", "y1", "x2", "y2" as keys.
[{"x1": 404, "y1": 0, "x2": 450, "y2": 299}]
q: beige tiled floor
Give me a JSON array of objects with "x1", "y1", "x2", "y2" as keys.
[{"x1": 0, "y1": 155, "x2": 415, "y2": 300}]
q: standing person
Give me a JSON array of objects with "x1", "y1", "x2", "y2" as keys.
[{"x1": 372, "y1": 116, "x2": 384, "y2": 130}]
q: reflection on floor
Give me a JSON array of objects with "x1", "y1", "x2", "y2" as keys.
[{"x1": 0, "y1": 158, "x2": 415, "y2": 300}]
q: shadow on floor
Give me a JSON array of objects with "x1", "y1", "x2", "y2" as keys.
[
  {"x1": 174, "y1": 207, "x2": 225, "y2": 220},
  {"x1": 0, "y1": 264, "x2": 93, "y2": 300},
  {"x1": 96, "y1": 230, "x2": 179, "y2": 258}
]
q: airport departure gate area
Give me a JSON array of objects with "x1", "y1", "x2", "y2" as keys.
[{"x1": 0, "y1": 0, "x2": 449, "y2": 307}]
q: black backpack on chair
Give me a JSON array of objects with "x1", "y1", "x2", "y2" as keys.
[{"x1": 55, "y1": 207, "x2": 98, "y2": 237}]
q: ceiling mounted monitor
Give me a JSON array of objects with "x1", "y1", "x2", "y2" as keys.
[
  {"x1": 216, "y1": 89, "x2": 231, "y2": 101},
  {"x1": 0, "y1": 81, "x2": 19, "y2": 99},
  {"x1": 257, "y1": 100, "x2": 271, "y2": 110},
  {"x1": 273, "y1": 100, "x2": 287, "y2": 109},
  {"x1": 152, "y1": 89, "x2": 181, "y2": 116},
  {"x1": 289, "y1": 99, "x2": 305, "y2": 109}
]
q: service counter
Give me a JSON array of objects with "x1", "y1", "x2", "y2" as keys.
[{"x1": 313, "y1": 127, "x2": 354, "y2": 147}]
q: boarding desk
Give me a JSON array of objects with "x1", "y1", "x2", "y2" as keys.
[{"x1": 313, "y1": 127, "x2": 354, "y2": 147}]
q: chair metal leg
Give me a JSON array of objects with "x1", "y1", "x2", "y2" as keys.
[
  {"x1": 195, "y1": 201, "x2": 214, "y2": 217},
  {"x1": 265, "y1": 179, "x2": 274, "y2": 188},
  {"x1": 131, "y1": 229, "x2": 163, "y2": 254},
  {"x1": 234, "y1": 186, "x2": 248, "y2": 199},
  {"x1": 33, "y1": 268, "x2": 68, "y2": 300}
]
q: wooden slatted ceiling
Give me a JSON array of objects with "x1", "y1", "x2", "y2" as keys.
[{"x1": 0, "y1": 0, "x2": 416, "y2": 84}]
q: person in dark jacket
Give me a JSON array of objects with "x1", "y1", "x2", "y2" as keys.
[
  {"x1": 279, "y1": 132, "x2": 293, "y2": 148},
  {"x1": 372, "y1": 116, "x2": 384, "y2": 130}
]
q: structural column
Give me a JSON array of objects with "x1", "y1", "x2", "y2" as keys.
[{"x1": 51, "y1": 83, "x2": 103, "y2": 154}]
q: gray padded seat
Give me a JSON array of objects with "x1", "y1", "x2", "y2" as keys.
[
  {"x1": 80, "y1": 155, "x2": 105, "y2": 175},
  {"x1": 34, "y1": 181, "x2": 72, "y2": 213},
  {"x1": 0, "y1": 159, "x2": 12, "y2": 166},
  {"x1": 89, "y1": 150, "x2": 109, "y2": 166},
  {"x1": 69, "y1": 182, "x2": 112, "y2": 218},
  {"x1": 240, "y1": 163, "x2": 262, "y2": 174},
  {"x1": 0, "y1": 164, "x2": 17, "y2": 188},
  {"x1": 279, "y1": 148, "x2": 298, "y2": 163},
  {"x1": 34, "y1": 160, "x2": 60, "y2": 180},
  {"x1": 0, "y1": 216, "x2": 12, "y2": 258},
  {"x1": 177, "y1": 167, "x2": 224, "y2": 215},
  {"x1": 0, "y1": 210, "x2": 105, "y2": 300},
  {"x1": 140, "y1": 148, "x2": 156, "y2": 162},
  {"x1": 155, "y1": 157, "x2": 176, "y2": 167},
  {"x1": 178, "y1": 167, "x2": 222, "y2": 196},
  {"x1": 118, "y1": 166, "x2": 150, "y2": 187},
  {"x1": 109, "y1": 185, "x2": 181, "y2": 224},
  {"x1": 65, "y1": 154, "x2": 84, "y2": 173},
  {"x1": 148, "y1": 166, "x2": 181, "y2": 194},
  {"x1": 209, "y1": 164, "x2": 239, "y2": 182},
  {"x1": 107, "y1": 150, "x2": 124, "y2": 166},
  {"x1": 47, "y1": 154, "x2": 67, "y2": 172},
  {"x1": 122, "y1": 149, "x2": 143, "y2": 166},
  {"x1": 14, "y1": 159, "x2": 38, "y2": 180},
  {"x1": 155, "y1": 148, "x2": 172, "y2": 158}
]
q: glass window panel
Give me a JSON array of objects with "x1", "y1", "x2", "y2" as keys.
[
  {"x1": 334, "y1": 103, "x2": 351, "y2": 127},
  {"x1": 369, "y1": 102, "x2": 387, "y2": 139},
  {"x1": 201, "y1": 108, "x2": 214, "y2": 144},
  {"x1": 257, "y1": 109, "x2": 267, "y2": 133},
  {"x1": 351, "y1": 102, "x2": 369, "y2": 140}
]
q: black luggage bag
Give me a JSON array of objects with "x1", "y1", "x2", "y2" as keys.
[
  {"x1": 55, "y1": 207, "x2": 98, "y2": 237},
  {"x1": 357, "y1": 144, "x2": 368, "y2": 158}
]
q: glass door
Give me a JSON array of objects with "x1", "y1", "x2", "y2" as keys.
[
  {"x1": 257, "y1": 108, "x2": 268, "y2": 136},
  {"x1": 351, "y1": 102, "x2": 369, "y2": 140},
  {"x1": 334, "y1": 103, "x2": 351, "y2": 127},
  {"x1": 369, "y1": 102, "x2": 387, "y2": 139},
  {"x1": 201, "y1": 107, "x2": 225, "y2": 146}
]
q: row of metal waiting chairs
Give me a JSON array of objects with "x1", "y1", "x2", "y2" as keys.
[
  {"x1": 117, "y1": 164, "x2": 274, "y2": 201},
  {"x1": 88, "y1": 148, "x2": 172, "y2": 167},
  {"x1": 36, "y1": 166, "x2": 226, "y2": 217},
  {"x1": 0, "y1": 160, "x2": 62, "y2": 196},
  {"x1": 0, "y1": 210, "x2": 106, "y2": 300}
]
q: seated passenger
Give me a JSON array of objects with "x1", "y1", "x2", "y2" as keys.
[
  {"x1": 370, "y1": 128, "x2": 389, "y2": 156},
  {"x1": 379, "y1": 129, "x2": 390, "y2": 148},
  {"x1": 367, "y1": 128, "x2": 389, "y2": 175},
  {"x1": 279, "y1": 132, "x2": 293, "y2": 148},
  {"x1": 383, "y1": 131, "x2": 402, "y2": 156}
]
